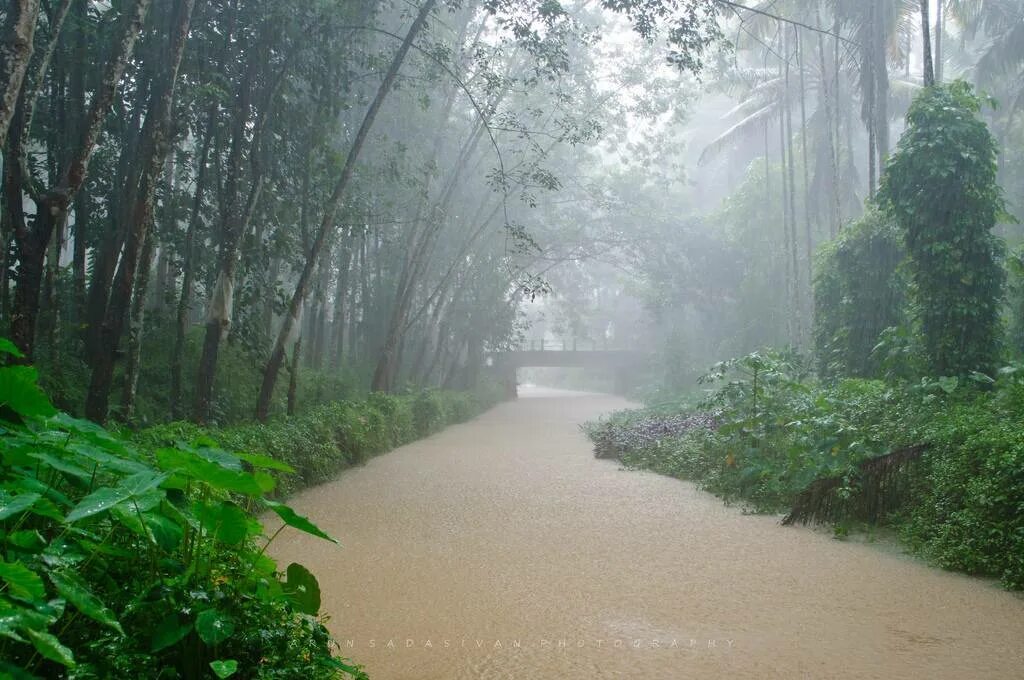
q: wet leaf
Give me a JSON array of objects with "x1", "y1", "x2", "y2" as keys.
[
  {"x1": 264, "y1": 500, "x2": 337, "y2": 544},
  {"x1": 49, "y1": 571, "x2": 123, "y2": 634},
  {"x1": 283, "y1": 563, "x2": 321, "y2": 615},
  {"x1": 209, "y1": 659, "x2": 238, "y2": 678},
  {"x1": 195, "y1": 608, "x2": 235, "y2": 646}
]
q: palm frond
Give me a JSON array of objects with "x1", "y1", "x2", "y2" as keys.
[{"x1": 699, "y1": 101, "x2": 778, "y2": 166}]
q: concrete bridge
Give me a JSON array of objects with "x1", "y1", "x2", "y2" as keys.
[{"x1": 487, "y1": 345, "x2": 645, "y2": 397}]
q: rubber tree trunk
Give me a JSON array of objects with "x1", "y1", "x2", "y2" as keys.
[
  {"x1": 120, "y1": 229, "x2": 156, "y2": 420},
  {"x1": 256, "y1": 0, "x2": 438, "y2": 421},
  {"x1": 85, "y1": 0, "x2": 193, "y2": 423},
  {"x1": 169, "y1": 115, "x2": 213, "y2": 418},
  {"x1": 193, "y1": 53, "x2": 267, "y2": 423},
  {"x1": 8, "y1": 0, "x2": 150, "y2": 359}
]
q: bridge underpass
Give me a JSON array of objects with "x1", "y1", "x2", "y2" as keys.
[{"x1": 487, "y1": 348, "x2": 645, "y2": 398}]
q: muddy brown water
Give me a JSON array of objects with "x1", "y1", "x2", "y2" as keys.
[{"x1": 268, "y1": 387, "x2": 1024, "y2": 679}]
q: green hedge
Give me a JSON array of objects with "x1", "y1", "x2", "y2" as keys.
[{"x1": 132, "y1": 386, "x2": 503, "y2": 497}]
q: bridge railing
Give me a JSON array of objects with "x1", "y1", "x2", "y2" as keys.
[{"x1": 512, "y1": 338, "x2": 629, "y2": 352}]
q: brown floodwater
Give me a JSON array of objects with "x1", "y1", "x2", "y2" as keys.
[{"x1": 268, "y1": 387, "x2": 1024, "y2": 679}]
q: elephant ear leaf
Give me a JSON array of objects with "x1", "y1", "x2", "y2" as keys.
[
  {"x1": 263, "y1": 500, "x2": 337, "y2": 544},
  {"x1": 25, "y1": 629, "x2": 75, "y2": 667},
  {"x1": 210, "y1": 660, "x2": 238, "y2": 678},
  {"x1": 0, "y1": 560, "x2": 45, "y2": 601},
  {"x1": 49, "y1": 571, "x2": 123, "y2": 634},
  {"x1": 283, "y1": 563, "x2": 321, "y2": 615},
  {"x1": 0, "y1": 365, "x2": 57, "y2": 419},
  {"x1": 195, "y1": 609, "x2": 235, "y2": 646}
]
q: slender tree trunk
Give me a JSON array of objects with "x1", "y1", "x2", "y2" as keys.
[
  {"x1": 120, "y1": 229, "x2": 156, "y2": 420},
  {"x1": 193, "y1": 51, "x2": 269, "y2": 422},
  {"x1": 169, "y1": 115, "x2": 213, "y2": 419},
  {"x1": 873, "y1": 2, "x2": 889, "y2": 170},
  {"x1": 256, "y1": 0, "x2": 437, "y2": 420},
  {"x1": 783, "y1": 28, "x2": 801, "y2": 344},
  {"x1": 331, "y1": 243, "x2": 352, "y2": 371},
  {"x1": 287, "y1": 335, "x2": 301, "y2": 417},
  {"x1": 797, "y1": 29, "x2": 812, "y2": 285},
  {"x1": 920, "y1": 0, "x2": 934, "y2": 87},
  {"x1": 815, "y1": 6, "x2": 840, "y2": 237},
  {"x1": 85, "y1": 0, "x2": 193, "y2": 423},
  {"x1": 934, "y1": 0, "x2": 943, "y2": 84}
]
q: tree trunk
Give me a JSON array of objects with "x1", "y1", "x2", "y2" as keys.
[
  {"x1": 169, "y1": 114, "x2": 213, "y2": 419},
  {"x1": 331, "y1": 243, "x2": 352, "y2": 371},
  {"x1": 120, "y1": 229, "x2": 156, "y2": 421},
  {"x1": 0, "y1": 0, "x2": 40, "y2": 144},
  {"x1": 85, "y1": 0, "x2": 193, "y2": 423},
  {"x1": 256, "y1": 0, "x2": 437, "y2": 420},
  {"x1": 287, "y1": 335, "x2": 301, "y2": 417},
  {"x1": 193, "y1": 45, "x2": 269, "y2": 422},
  {"x1": 8, "y1": 0, "x2": 150, "y2": 359},
  {"x1": 920, "y1": 0, "x2": 934, "y2": 87}
]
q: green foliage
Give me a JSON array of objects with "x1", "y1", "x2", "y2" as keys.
[
  {"x1": 591, "y1": 347, "x2": 1024, "y2": 589},
  {"x1": 134, "y1": 388, "x2": 502, "y2": 498},
  {"x1": 0, "y1": 341, "x2": 366, "y2": 679},
  {"x1": 813, "y1": 209, "x2": 907, "y2": 379},
  {"x1": 900, "y1": 376, "x2": 1024, "y2": 588},
  {"x1": 878, "y1": 81, "x2": 1007, "y2": 377}
]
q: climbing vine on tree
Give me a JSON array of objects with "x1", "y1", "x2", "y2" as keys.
[
  {"x1": 813, "y1": 208, "x2": 906, "y2": 379},
  {"x1": 878, "y1": 81, "x2": 1007, "y2": 377}
]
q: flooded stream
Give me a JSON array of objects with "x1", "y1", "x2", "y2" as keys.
[{"x1": 269, "y1": 387, "x2": 1024, "y2": 679}]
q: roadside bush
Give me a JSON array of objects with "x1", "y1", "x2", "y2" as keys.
[
  {"x1": 902, "y1": 384, "x2": 1024, "y2": 588},
  {"x1": 412, "y1": 391, "x2": 448, "y2": 435},
  {"x1": 135, "y1": 387, "x2": 503, "y2": 498}
]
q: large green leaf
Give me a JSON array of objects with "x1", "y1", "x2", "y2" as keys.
[
  {"x1": 283, "y1": 563, "x2": 321, "y2": 615},
  {"x1": 150, "y1": 615, "x2": 192, "y2": 652},
  {"x1": 67, "y1": 441, "x2": 148, "y2": 474},
  {"x1": 143, "y1": 512, "x2": 184, "y2": 552},
  {"x1": 27, "y1": 453, "x2": 92, "y2": 482},
  {"x1": 65, "y1": 487, "x2": 130, "y2": 523},
  {"x1": 48, "y1": 571, "x2": 123, "y2": 634},
  {"x1": 0, "y1": 338, "x2": 25, "y2": 358},
  {"x1": 263, "y1": 500, "x2": 337, "y2": 544},
  {"x1": 195, "y1": 501, "x2": 253, "y2": 546},
  {"x1": 195, "y1": 608, "x2": 235, "y2": 646},
  {"x1": 25, "y1": 628, "x2": 75, "y2": 667},
  {"x1": 236, "y1": 451, "x2": 295, "y2": 473},
  {"x1": 193, "y1": 447, "x2": 243, "y2": 471},
  {"x1": 209, "y1": 659, "x2": 238, "y2": 678},
  {"x1": 0, "y1": 366, "x2": 56, "y2": 419},
  {"x1": 0, "y1": 561, "x2": 45, "y2": 602},
  {"x1": 0, "y1": 491, "x2": 41, "y2": 521},
  {"x1": 156, "y1": 448, "x2": 263, "y2": 497}
]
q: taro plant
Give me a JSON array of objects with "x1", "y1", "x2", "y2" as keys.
[{"x1": 0, "y1": 339, "x2": 366, "y2": 679}]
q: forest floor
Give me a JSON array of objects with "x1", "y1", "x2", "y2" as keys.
[{"x1": 268, "y1": 387, "x2": 1024, "y2": 679}]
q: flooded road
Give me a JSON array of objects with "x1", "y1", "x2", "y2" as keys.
[{"x1": 270, "y1": 387, "x2": 1024, "y2": 679}]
